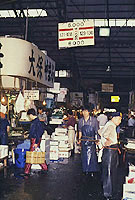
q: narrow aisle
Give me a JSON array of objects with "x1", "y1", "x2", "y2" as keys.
[{"x1": 0, "y1": 154, "x2": 123, "y2": 200}]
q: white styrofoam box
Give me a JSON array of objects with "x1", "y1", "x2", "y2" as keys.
[
  {"x1": 59, "y1": 151, "x2": 71, "y2": 158},
  {"x1": 126, "y1": 177, "x2": 135, "y2": 184},
  {"x1": 59, "y1": 141, "x2": 69, "y2": 148},
  {"x1": 129, "y1": 165, "x2": 135, "y2": 173},
  {"x1": 59, "y1": 147, "x2": 71, "y2": 152},
  {"x1": 50, "y1": 140, "x2": 59, "y2": 146},
  {"x1": 55, "y1": 132, "x2": 66, "y2": 136},
  {"x1": 50, "y1": 146, "x2": 59, "y2": 160},
  {"x1": 31, "y1": 164, "x2": 42, "y2": 170},
  {"x1": 50, "y1": 153, "x2": 58, "y2": 160},
  {"x1": 50, "y1": 146, "x2": 58, "y2": 151},
  {"x1": 128, "y1": 172, "x2": 135, "y2": 178},
  {"x1": 0, "y1": 145, "x2": 8, "y2": 159},
  {"x1": 125, "y1": 139, "x2": 135, "y2": 150},
  {"x1": 123, "y1": 184, "x2": 135, "y2": 199},
  {"x1": 59, "y1": 140, "x2": 68, "y2": 145},
  {"x1": 125, "y1": 143, "x2": 135, "y2": 149},
  {"x1": 53, "y1": 135, "x2": 68, "y2": 141},
  {"x1": 49, "y1": 119, "x2": 63, "y2": 124},
  {"x1": 123, "y1": 195, "x2": 135, "y2": 200},
  {"x1": 59, "y1": 143, "x2": 70, "y2": 148},
  {"x1": 40, "y1": 138, "x2": 50, "y2": 152},
  {"x1": 128, "y1": 165, "x2": 135, "y2": 177},
  {"x1": 55, "y1": 128, "x2": 67, "y2": 133}
]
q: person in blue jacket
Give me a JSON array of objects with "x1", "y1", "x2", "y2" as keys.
[
  {"x1": 0, "y1": 111, "x2": 10, "y2": 145},
  {"x1": 78, "y1": 105, "x2": 99, "y2": 175},
  {"x1": 24, "y1": 108, "x2": 47, "y2": 175}
]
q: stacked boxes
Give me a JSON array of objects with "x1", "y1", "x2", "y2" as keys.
[
  {"x1": 123, "y1": 164, "x2": 135, "y2": 200},
  {"x1": 124, "y1": 139, "x2": 135, "y2": 150},
  {"x1": 59, "y1": 140, "x2": 71, "y2": 159},
  {"x1": 50, "y1": 140, "x2": 59, "y2": 161},
  {"x1": 50, "y1": 127, "x2": 71, "y2": 160}
]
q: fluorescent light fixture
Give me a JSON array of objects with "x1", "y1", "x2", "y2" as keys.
[
  {"x1": 106, "y1": 65, "x2": 111, "y2": 72},
  {"x1": 55, "y1": 71, "x2": 59, "y2": 77},
  {"x1": 59, "y1": 70, "x2": 67, "y2": 77},
  {"x1": 0, "y1": 9, "x2": 47, "y2": 18},
  {"x1": 0, "y1": 10, "x2": 16, "y2": 18},
  {"x1": 99, "y1": 27, "x2": 110, "y2": 36},
  {"x1": 55, "y1": 70, "x2": 71, "y2": 78}
]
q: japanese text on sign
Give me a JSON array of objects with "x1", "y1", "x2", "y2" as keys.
[
  {"x1": 24, "y1": 90, "x2": 39, "y2": 100},
  {"x1": 58, "y1": 19, "x2": 94, "y2": 49},
  {"x1": 0, "y1": 37, "x2": 55, "y2": 88}
]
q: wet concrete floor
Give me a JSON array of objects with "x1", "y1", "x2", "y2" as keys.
[{"x1": 0, "y1": 154, "x2": 126, "y2": 200}]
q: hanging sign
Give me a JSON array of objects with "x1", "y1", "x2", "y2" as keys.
[
  {"x1": 102, "y1": 83, "x2": 113, "y2": 92},
  {"x1": 24, "y1": 90, "x2": 39, "y2": 100},
  {"x1": 0, "y1": 37, "x2": 55, "y2": 88},
  {"x1": 58, "y1": 19, "x2": 94, "y2": 49}
]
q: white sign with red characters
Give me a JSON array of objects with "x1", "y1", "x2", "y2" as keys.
[{"x1": 58, "y1": 19, "x2": 94, "y2": 49}]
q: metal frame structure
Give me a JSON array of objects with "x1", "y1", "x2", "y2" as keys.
[{"x1": 0, "y1": 0, "x2": 135, "y2": 92}]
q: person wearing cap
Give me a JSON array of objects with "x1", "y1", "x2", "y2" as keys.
[
  {"x1": 101, "y1": 112, "x2": 122, "y2": 200},
  {"x1": 0, "y1": 104, "x2": 10, "y2": 145},
  {"x1": 78, "y1": 105, "x2": 99, "y2": 175}
]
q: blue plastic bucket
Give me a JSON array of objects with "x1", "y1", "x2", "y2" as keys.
[{"x1": 14, "y1": 149, "x2": 29, "y2": 168}]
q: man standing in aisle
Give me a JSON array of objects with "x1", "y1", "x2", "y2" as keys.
[
  {"x1": 78, "y1": 105, "x2": 99, "y2": 175},
  {"x1": 24, "y1": 108, "x2": 47, "y2": 175},
  {"x1": 101, "y1": 112, "x2": 122, "y2": 200}
]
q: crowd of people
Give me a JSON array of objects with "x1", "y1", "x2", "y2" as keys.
[{"x1": 0, "y1": 103, "x2": 135, "y2": 199}]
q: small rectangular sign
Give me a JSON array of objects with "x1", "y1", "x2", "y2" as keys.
[
  {"x1": 58, "y1": 19, "x2": 94, "y2": 49},
  {"x1": 24, "y1": 90, "x2": 39, "y2": 100}
]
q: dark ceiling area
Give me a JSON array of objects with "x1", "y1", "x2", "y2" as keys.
[{"x1": 0, "y1": 0, "x2": 135, "y2": 92}]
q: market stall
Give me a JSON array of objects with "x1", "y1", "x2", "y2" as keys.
[{"x1": 0, "y1": 37, "x2": 55, "y2": 168}]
